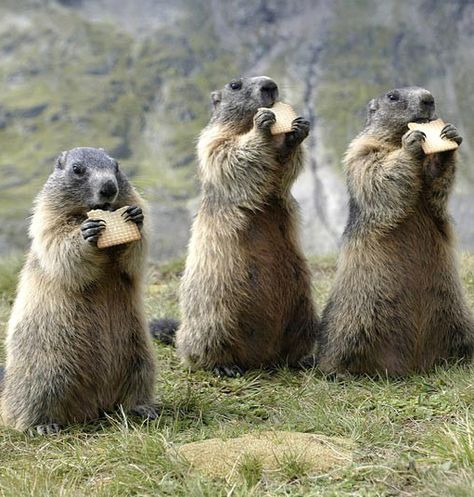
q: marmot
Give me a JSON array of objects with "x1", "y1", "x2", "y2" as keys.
[
  {"x1": 319, "y1": 87, "x2": 474, "y2": 375},
  {"x1": 176, "y1": 76, "x2": 318, "y2": 376},
  {"x1": 0, "y1": 147, "x2": 157, "y2": 433}
]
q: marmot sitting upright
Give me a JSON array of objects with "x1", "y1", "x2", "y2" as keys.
[
  {"x1": 1, "y1": 147, "x2": 157, "y2": 433},
  {"x1": 319, "y1": 87, "x2": 474, "y2": 375},
  {"x1": 176, "y1": 76, "x2": 318, "y2": 376}
]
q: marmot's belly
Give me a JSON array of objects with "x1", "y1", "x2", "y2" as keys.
[
  {"x1": 339, "y1": 214, "x2": 454, "y2": 336},
  {"x1": 244, "y1": 219, "x2": 307, "y2": 322},
  {"x1": 12, "y1": 279, "x2": 138, "y2": 396}
]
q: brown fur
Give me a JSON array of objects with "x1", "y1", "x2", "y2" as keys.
[
  {"x1": 0, "y1": 148, "x2": 156, "y2": 432},
  {"x1": 176, "y1": 77, "x2": 318, "y2": 374},
  {"x1": 319, "y1": 87, "x2": 474, "y2": 375}
]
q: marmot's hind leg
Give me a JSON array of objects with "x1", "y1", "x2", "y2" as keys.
[
  {"x1": 118, "y1": 341, "x2": 158, "y2": 420},
  {"x1": 443, "y1": 321, "x2": 474, "y2": 364},
  {"x1": 424, "y1": 303, "x2": 474, "y2": 367},
  {"x1": 30, "y1": 423, "x2": 61, "y2": 436},
  {"x1": 1, "y1": 370, "x2": 98, "y2": 433},
  {"x1": 281, "y1": 296, "x2": 318, "y2": 367}
]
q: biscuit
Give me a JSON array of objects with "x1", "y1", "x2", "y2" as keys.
[
  {"x1": 266, "y1": 101, "x2": 297, "y2": 135},
  {"x1": 407, "y1": 118, "x2": 459, "y2": 154},
  {"x1": 87, "y1": 205, "x2": 141, "y2": 249}
]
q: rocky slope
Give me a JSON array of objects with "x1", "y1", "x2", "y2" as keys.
[{"x1": 1, "y1": 0, "x2": 473, "y2": 259}]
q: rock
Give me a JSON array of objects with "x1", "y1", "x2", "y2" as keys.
[
  {"x1": 171, "y1": 430, "x2": 353, "y2": 480},
  {"x1": 12, "y1": 103, "x2": 48, "y2": 119}
]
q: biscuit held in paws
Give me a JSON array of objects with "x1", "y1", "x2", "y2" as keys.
[
  {"x1": 267, "y1": 102, "x2": 297, "y2": 135},
  {"x1": 407, "y1": 118, "x2": 459, "y2": 154},
  {"x1": 87, "y1": 206, "x2": 141, "y2": 248}
]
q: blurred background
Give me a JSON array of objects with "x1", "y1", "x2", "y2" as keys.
[{"x1": 0, "y1": 0, "x2": 473, "y2": 261}]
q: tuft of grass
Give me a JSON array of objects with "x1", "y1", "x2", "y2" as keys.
[
  {"x1": 277, "y1": 452, "x2": 311, "y2": 484},
  {"x1": 237, "y1": 453, "x2": 264, "y2": 488}
]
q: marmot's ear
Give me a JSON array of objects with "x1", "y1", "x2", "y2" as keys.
[
  {"x1": 55, "y1": 151, "x2": 68, "y2": 170},
  {"x1": 211, "y1": 90, "x2": 221, "y2": 108},
  {"x1": 366, "y1": 98, "x2": 379, "y2": 123}
]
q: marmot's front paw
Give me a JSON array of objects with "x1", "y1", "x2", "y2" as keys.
[
  {"x1": 81, "y1": 219, "x2": 106, "y2": 245},
  {"x1": 285, "y1": 117, "x2": 310, "y2": 148},
  {"x1": 441, "y1": 123, "x2": 463, "y2": 145},
  {"x1": 402, "y1": 129, "x2": 426, "y2": 157},
  {"x1": 122, "y1": 205, "x2": 144, "y2": 228},
  {"x1": 254, "y1": 108, "x2": 276, "y2": 133}
]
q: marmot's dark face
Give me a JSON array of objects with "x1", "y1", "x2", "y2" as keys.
[
  {"x1": 45, "y1": 147, "x2": 133, "y2": 213},
  {"x1": 210, "y1": 76, "x2": 279, "y2": 131},
  {"x1": 366, "y1": 86, "x2": 436, "y2": 139}
]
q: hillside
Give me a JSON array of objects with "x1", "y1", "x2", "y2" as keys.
[{"x1": 1, "y1": 0, "x2": 474, "y2": 259}]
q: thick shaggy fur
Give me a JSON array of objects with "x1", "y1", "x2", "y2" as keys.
[
  {"x1": 319, "y1": 87, "x2": 474, "y2": 375},
  {"x1": 1, "y1": 148, "x2": 156, "y2": 433},
  {"x1": 176, "y1": 76, "x2": 318, "y2": 374}
]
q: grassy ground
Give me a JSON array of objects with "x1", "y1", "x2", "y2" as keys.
[{"x1": 0, "y1": 255, "x2": 473, "y2": 497}]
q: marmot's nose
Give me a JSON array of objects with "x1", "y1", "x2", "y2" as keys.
[
  {"x1": 99, "y1": 180, "x2": 118, "y2": 200},
  {"x1": 420, "y1": 92, "x2": 435, "y2": 108},
  {"x1": 260, "y1": 79, "x2": 279, "y2": 100}
]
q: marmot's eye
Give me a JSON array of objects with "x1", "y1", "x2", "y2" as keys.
[
  {"x1": 113, "y1": 160, "x2": 119, "y2": 172},
  {"x1": 229, "y1": 80, "x2": 242, "y2": 91},
  {"x1": 72, "y1": 163, "x2": 85, "y2": 175},
  {"x1": 387, "y1": 92, "x2": 399, "y2": 102}
]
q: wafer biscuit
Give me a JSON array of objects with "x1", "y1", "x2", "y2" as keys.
[
  {"x1": 407, "y1": 118, "x2": 459, "y2": 155},
  {"x1": 87, "y1": 205, "x2": 141, "y2": 249},
  {"x1": 265, "y1": 101, "x2": 297, "y2": 135}
]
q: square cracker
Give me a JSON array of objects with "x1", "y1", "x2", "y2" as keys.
[
  {"x1": 87, "y1": 205, "x2": 141, "y2": 249},
  {"x1": 257, "y1": 101, "x2": 297, "y2": 135},
  {"x1": 407, "y1": 118, "x2": 459, "y2": 155}
]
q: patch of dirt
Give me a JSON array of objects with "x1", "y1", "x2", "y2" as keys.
[{"x1": 171, "y1": 430, "x2": 353, "y2": 480}]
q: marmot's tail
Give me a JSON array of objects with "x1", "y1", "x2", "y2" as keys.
[{"x1": 149, "y1": 318, "x2": 179, "y2": 346}]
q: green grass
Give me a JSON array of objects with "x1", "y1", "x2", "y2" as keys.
[{"x1": 0, "y1": 254, "x2": 474, "y2": 496}]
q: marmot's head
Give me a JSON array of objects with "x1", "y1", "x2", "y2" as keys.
[
  {"x1": 209, "y1": 76, "x2": 279, "y2": 132},
  {"x1": 44, "y1": 147, "x2": 133, "y2": 213},
  {"x1": 366, "y1": 86, "x2": 436, "y2": 141}
]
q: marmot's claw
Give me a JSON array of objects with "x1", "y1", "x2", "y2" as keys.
[
  {"x1": 402, "y1": 129, "x2": 426, "y2": 157},
  {"x1": 285, "y1": 117, "x2": 310, "y2": 147},
  {"x1": 81, "y1": 219, "x2": 106, "y2": 244},
  {"x1": 440, "y1": 123, "x2": 463, "y2": 145},
  {"x1": 130, "y1": 404, "x2": 159, "y2": 420},
  {"x1": 291, "y1": 116, "x2": 310, "y2": 131},
  {"x1": 30, "y1": 423, "x2": 61, "y2": 436},
  {"x1": 122, "y1": 205, "x2": 144, "y2": 226},
  {"x1": 213, "y1": 365, "x2": 244, "y2": 378},
  {"x1": 254, "y1": 108, "x2": 276, "y2": 132}
]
